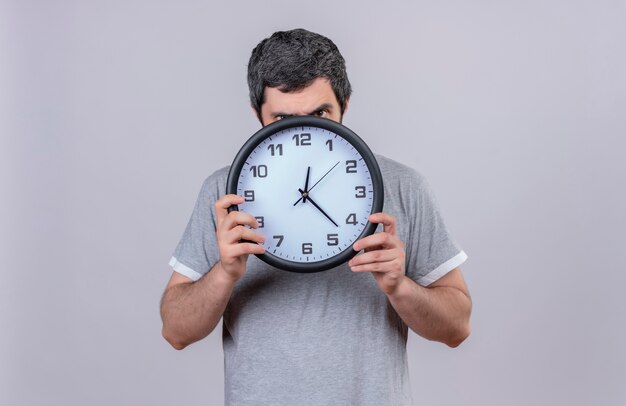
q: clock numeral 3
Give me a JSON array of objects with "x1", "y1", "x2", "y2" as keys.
[
  {"x1": 255, "y1": 216, "x2": 265, "y2": 228},
  {"x1": 355, "y1": 186, "x2": 366, "y2": 198},
  {"x1": 326, "y1": 234, "x2": 339, "y2": 246},
  {"x1": 302, "y1": 242, "x2": 313, "y2": 255},
  {"x1": 346, "y1": 213, "x2": 358, "y2": 225},
  {"x1": 345, "y1": 160, "x2": 357, "y2": 173},
  {"x1": 273, "y1": 235, "x2": 284, "y2": 247},
  {"x1": 250, "y1": 165, "x2": 268, "y2": 178},
  {"x1": 244, "y1": 190, "x2": 255, "y2": 202},
  {"x1": 292, "y1": 133, "x2": 311, "y2": 146}
]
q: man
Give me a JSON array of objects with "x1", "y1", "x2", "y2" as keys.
[{"x1": 161, "y1": 28, "x2": 471, "y2": 405}]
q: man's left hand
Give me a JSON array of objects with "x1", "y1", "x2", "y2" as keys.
[{"x1": 349, "y1": 212, "x2": 406, "y2": 296}]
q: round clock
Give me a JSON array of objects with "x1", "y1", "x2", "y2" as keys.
[{"x1": 226, "y1": 116, "x2": 384, "y2": 273}]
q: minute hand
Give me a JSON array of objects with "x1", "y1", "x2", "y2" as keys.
[{"x1": 298, "y1": 188, "x2": 338, "y2": 227}]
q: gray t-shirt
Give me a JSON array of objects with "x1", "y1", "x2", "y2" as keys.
[{"x1": 169, "y1": 155, "x2": 467, "y2": 406}]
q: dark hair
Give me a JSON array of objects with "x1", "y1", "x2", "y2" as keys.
[{"x1": 247, "y1": 28, "x2": 352, "y2": 120}]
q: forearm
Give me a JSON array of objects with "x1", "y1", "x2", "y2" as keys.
[
  {"x1": 160, "y1": 262, "x2": 236, "y2": 350},
  {"x1": 387, "y1": 275, "x2": 471, "y2": 347}
]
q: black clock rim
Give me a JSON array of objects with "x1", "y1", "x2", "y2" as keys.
[{"x1": 226, "y1": 116, "x2": 384, "y2": 273}]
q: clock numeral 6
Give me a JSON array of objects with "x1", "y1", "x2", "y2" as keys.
[
  {"x1": 345, "y1": 160, "x2": 357, "y2": 173},
  {"x1": 346, "y1": 213, "x2": 358, "y2": 225},
  {"x1": 273, "y1": 235, "x2": 284, "y2": 247},
  {"x1": 244, "y1": 190, "x2": 255, "y2": 202},
  {"x1": 355, "y1": 186, "x2": 366, "y2": 198},
  {"x1": 250, "y1": 165, "x2": 268, "y2": 178},
  {"x1": 302, "y1": 242, "x2": 313, "y2": 255},
  {"x1": 292, "y1": 133, "x2": 311, "y2": 146},
  {"x1": 255, "y1": 216, "x2": 264, "y2": 228},
  {"x1": 326, "y1": 233, "x2": 339, "y2": 246}
]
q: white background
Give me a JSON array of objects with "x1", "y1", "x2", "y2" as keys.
[{"x1": 2, "y1": 1, "x2": 625, "y2": 405}]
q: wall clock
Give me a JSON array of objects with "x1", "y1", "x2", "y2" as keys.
[{"x1": 226, "y1": 116, "x2": 383, "y2": 273}]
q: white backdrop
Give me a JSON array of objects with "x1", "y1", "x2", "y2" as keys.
[{"x1": 2, "y1": 1, "x2": 625, "y2": 405}]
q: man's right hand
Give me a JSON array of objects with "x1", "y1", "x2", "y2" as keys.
[{"x1": 215, "y1": 194, "x2": 266, "y2": 282}]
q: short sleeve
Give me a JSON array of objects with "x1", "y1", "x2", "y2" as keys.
[
  {"x1": 377, "y1": 155, "x2": 467, "y2": 287},
  {"x1": 169, "y1": 167, "x2": 229, "y2": 281},
  {"x1": 406, "y1": 174, "x2": 467, "y2": 286}
]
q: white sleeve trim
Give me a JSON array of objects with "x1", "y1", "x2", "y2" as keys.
[
  {"x1": 417, "y1": 251, "x2": 468, "y2": 286},
  {"x1": 169, "y1": 257, "x2": 203, "y2": 281}
]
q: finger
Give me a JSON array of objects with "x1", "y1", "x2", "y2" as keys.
[
  {"x1": 353, "y1": 232, "x2": 402, "y2": 252},
  {"x1": 348, "y1": 249, "x2": 399, "y2": 267},
  {"x1": 215, "y1": 194, "x2": 245, "y2": 223},
  {"x1": 223, "y1": 241, "x2": 266, "y2": 257},
  {"x1": 349, "y1": 257, "x2": 403, "y2": 274},
  {"x1": 220, "y1": 210, "x2": 261, "y2": 232},
  {"x1": 368, "y1": 212, "x2": 397, "y2": 235},
  {"x1": 224, "y1": 226, "x2": 266, "y2": 245}
]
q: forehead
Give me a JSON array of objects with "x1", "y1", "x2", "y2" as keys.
[{"x1": 262, "y1": 78, "x2": 339, "y2": 114}]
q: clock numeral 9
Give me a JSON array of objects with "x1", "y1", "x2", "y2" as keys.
[
  {"x1": 345, "y1": 160, "x2": 357, "y2": 173},
  {"x1": 346, "y1": 213, "x2": 358, "y2": 225},
  {"x1": 244, "y1": 190, "x2": 255, "y2": 202},
  {"x1": 273, "y1": 235, "x2": 284, "y2": 247},
  {"x1": 326, "y1": 234, "x2": 339, "y2": 246},
  {"x1": 250, "y1": 165, "x2": 268, "y2": 178},
  {"x1": 255, "y1": 216, "x2": 264, "y2": 228},
  {"x1": 302, "y1": 242, "x2": 313, "y2": 255},
  {"x1": 292, "y1": 133, "x2": 311, "y2": 146},
  {"x1": 355, "y1": 186, "x2": 366, "y2": 198},
  {"x1": 267, "y1": 143, "x2": 283, "y2": 156}
]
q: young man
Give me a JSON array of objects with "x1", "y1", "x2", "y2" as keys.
[{"x1": 161, "y1": 29, "x2": 471, "y2": 405}]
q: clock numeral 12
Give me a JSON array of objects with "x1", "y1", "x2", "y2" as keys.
[{"x1": 292, "y1": 133, "x2": 311, "y2": 146}]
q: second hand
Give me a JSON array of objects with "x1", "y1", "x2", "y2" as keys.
[{"x1": 293, "y1": 161, "x2": 340, "y2": 206}]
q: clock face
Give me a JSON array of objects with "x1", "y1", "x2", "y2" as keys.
[{"x1": 227, "y1": 116, "x2": 383, "y2": 273}]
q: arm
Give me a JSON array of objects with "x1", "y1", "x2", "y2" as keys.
[
  {"x1": 349, "y1": 213, "x2": 471, "y2": 347},
  {"x1": 160, "y1": 194, "x2": 265, "y2": 350},
  {"x1": 386, "y1": 268, "x2": 471, "y2": 347}
]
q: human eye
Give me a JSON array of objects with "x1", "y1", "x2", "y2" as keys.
[
  {"x1": 313, "y1": 109, "x2": 328, "y2": 118},
  {"x1": 275, "y1": 114, "x2": 293, "y2": 121}
]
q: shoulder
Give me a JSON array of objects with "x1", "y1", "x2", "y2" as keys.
[
  {"x1": 198, "y1": 165, "x2": 231, "y2": 199},
  {"x1": 375, "y1": 154, "x2": 428, "y2": 192}
]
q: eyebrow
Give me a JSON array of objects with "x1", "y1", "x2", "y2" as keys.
[{"x1": 271, "y1": 103, "x2": 334, "y2": 119}]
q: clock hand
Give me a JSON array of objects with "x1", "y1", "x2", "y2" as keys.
[
  {"x1": 298, "y1": 188, "x2": 339, "y2": 227},
  {"x1": 293, "y1": 166, "x2": 312, "y2": 206},
  {"x1": 303, "y1": 166, "x2": 311, "y2": 202},
  {"x1": 292, "y1": 161, "x2": 340, "y2": 206},
  {"x1": 307, "y1": 161, "x2": 340, "y2": 193}
]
